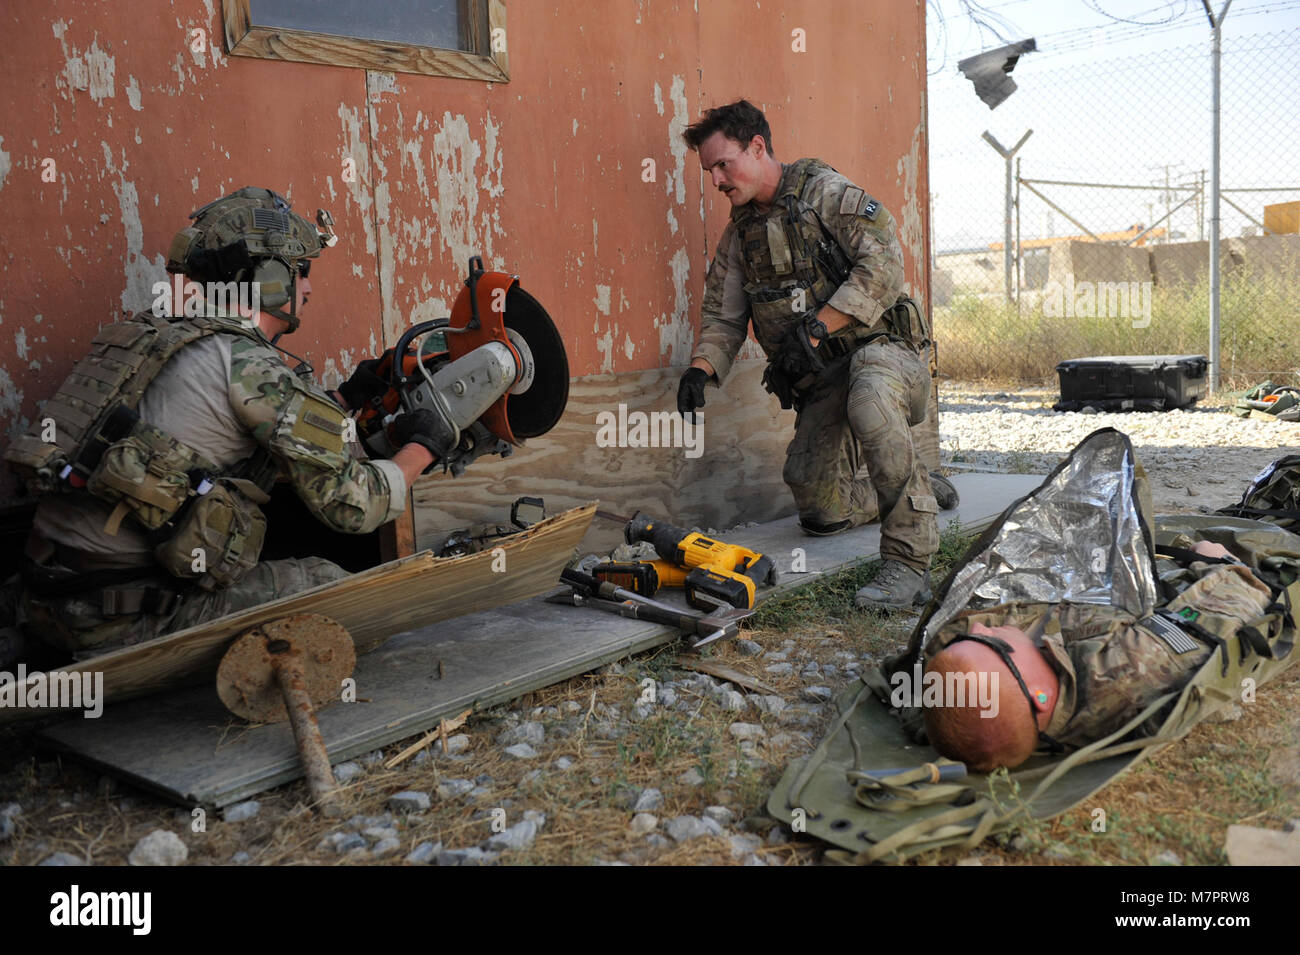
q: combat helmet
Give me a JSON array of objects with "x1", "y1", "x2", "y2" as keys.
[{"x1": 165, "y1": 187, "x2": 337, "y2": 333}]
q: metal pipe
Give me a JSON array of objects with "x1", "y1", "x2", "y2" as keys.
[
  {"x1": 1204, "y1": 0, "x2": 1233, "y2": 393},
  {"x1": 274, "y1": 650, "x2": 339, "y2": 812},
  {"x1": 1128, "y1": 191, "x2": 1201, "y2": 246},
  {"x1": 1019, "y1": 180, "x2": 1102, "y2": 244},
  {"x1": 1015, "y1": 156, "x2": 1023, "y2": 305}
]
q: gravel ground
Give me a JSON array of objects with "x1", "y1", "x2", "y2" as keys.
[{"x1": 937, "y1": 383, "x2": 1300, "y2": 515}]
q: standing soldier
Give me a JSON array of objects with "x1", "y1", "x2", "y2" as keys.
[{"x1": 676, "y1": 101, "x2": 957, "y2": 611}]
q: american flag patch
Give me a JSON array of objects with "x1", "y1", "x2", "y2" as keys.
[
  {"x1": 1139, "y1": 613, "x2": 1201, "y2": 654},
  {"x1": 254, "y1": 208, "x2": 290, "y2": 232}
]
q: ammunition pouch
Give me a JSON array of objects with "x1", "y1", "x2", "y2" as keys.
[
  {"x1": 153, "y1": 478, "x2": 269, "y2": 590},
  {"x1": 881, "y1": 295, "x2": 933, "y2": 362},
  {"x1": 77, "y1": 410, "x2": 270, "y2": 590},
  {"x1": 85, "y1": 415, "x2": 218, "y2": 535}
]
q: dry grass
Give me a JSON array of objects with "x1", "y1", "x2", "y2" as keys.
[{"x1": 934, "y1": 268, "x2": 1300, "y2": 387}]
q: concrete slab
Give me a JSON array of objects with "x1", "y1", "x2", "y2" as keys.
[{"x1": 38, "y1": 472, "x2": 1044, "y2": 808}]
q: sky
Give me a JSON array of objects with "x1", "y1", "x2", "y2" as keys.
[{"x1": 926, "y1": 0, "x2": 1300, "y2": 252}]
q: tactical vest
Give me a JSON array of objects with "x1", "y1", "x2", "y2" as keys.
[
  {"x1": 5, "y1": 312, "x2": 278, "y2": 589},
  {"x1": 732, "y1": 159, "x2": 928, "y2": 361},
  {"x1": 732, "y1": 159, "x2": 853, "y2": 353}
]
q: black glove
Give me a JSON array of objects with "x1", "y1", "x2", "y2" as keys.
[
  {"x1": 337, "y1": 349, "x2": 394, "y2": 411},
  {"x1": 390, "y1": 408, "x2": 456, "y2": 471},
  {"x1": 677, "y1": 367, "x2": 711, "y2": 422}
]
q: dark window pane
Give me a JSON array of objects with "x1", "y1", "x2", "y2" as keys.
[{"x1": 254, "y1": 0, "x2": 466, "y2": 51}]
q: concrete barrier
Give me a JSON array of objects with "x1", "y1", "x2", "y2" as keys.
[{"x1": 1047, "y1": 240, "x2": 1152, "y2": 287}]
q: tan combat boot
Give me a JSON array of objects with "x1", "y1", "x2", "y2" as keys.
[{"x1": 854, "y1": 560, "x2": 931, "y2": 612}]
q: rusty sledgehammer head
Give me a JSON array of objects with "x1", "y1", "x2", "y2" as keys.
[{"x1": 217, "y1": 613, "x2": 355, "y2": 812}]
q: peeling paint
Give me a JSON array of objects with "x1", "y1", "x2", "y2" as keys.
[
  {"x1": 594, "y1": 320, "x2": 615, "y2": 373},
  {"x1": 657, "y1": 246, "x2": 693, "y2": 364},
  {"x1": 0, "y1": 136, "x2": 10, "y2": 192},
  {"x1": 430, "y1": 110, "x2": 495, "y2": 270},
  {"x1": 894, "y1": 121, "x2": 924, "y2": 297},
  {"x1": 54, "y1": 23, "x2": 116, "y2": 104},
  {"x1": 480, "y1": 112, "x2": 503, "y2": 198},
  {"x1": 653, "y1": 82, "x2": 664, "y2": 116},
  {"x1": 367, "y1": 71, "x2": 399, "y2": 99},
  {"x1": 666, "y1": 75, "x2": 687, "y2": 206},
  {"x1": 14, "y1": 328, "x2": 28, "y2": 361},
  {"x1": 622, "y1": 333, "x2": 635, "y2": 361},
  {"x1": 337, "y1": 103, "x2": 377, "y2": 257},
  {"x1": 101, "y1": 141, "x2": 166, "y2": 314},
  {"x1": 667, "y1": 208, "x2": 678, "y2": 235},
  {"x1": 594, "y1": 285, "x2": 611, "y2": 315},
  {"x1": 125, "y1": 75, "x2": 142, "y2": 111},
  {"x1": 409, "y1": 296, "x2": 451, "y2": 326},
  {"x1": 0, "y1": 365, "x2": 23, "y2": 441}
]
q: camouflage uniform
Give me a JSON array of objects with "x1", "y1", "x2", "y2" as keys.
[
  {"x1": 929, "y1": 559, "x2": 1272, "y2": 749},
  {"x1": 692, "y1": 159, "x2": 937, "y2": 570},
  {"x1": 1045, "y1": 559, "x2": 1271, "y2": 747},
  {"x1": 21, "y1": 319, "x2": 406, "y2": 655}
]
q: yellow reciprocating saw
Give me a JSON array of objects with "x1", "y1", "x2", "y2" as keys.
[{"x1": 592, "y1": 512, "x2": 778, "y2": 611}]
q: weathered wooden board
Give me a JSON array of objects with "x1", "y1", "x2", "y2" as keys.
[
  {"x1": 3, "y1": 503, "x2": 595, "y2": 723},
  {"x1": 411, "y1": 359, "x2": 940, "y2": 550},
  {"x1": 39, "y1": 475, "x2": 1039, "y2": 808}
]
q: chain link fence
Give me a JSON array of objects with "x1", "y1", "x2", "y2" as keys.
[{"x1": 928, "y1": 27, "x2": 1300, "y2": 388}]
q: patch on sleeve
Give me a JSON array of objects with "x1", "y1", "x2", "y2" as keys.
[
  {"x1": 839, "y1": 186, "x2": 865, "y2": 215},
  {"x1": 272, "y1": 387, "x2": 348, "y2": 468},
  {"x1": 291, "y1": 394, "x2": 346, "y2": 452},
  {"x1": 860, "y1": 195, "x2": 880, "y2": 220}
]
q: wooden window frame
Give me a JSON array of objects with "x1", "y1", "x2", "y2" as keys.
[{"x1": 222, "y1": 0, "x2": 508, "y2": 82}]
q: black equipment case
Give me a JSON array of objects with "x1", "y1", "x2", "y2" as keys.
[{"x1": 1054, "y1": 354, "x2": 1209, "y2": 412}]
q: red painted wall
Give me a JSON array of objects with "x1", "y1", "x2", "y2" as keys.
[{"x1": 0, "y1": 0, "x2": 929, "y2": 461}]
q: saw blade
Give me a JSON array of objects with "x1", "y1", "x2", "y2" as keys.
[{"x1": 501, "y1": 285, "x2": 569, "y2": 439}]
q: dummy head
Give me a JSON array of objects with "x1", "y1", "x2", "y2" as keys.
[{"x1": 923, "y1": 622, "x2": 1061, "y2": 772}]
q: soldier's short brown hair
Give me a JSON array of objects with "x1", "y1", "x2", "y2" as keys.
[{"x1": 682, "y1": 100, "x2": 774, "y2": 156}]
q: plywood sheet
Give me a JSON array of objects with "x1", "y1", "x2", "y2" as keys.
[{"x1": 3, "y1": 504, "x2": 596, "y2": 723}]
